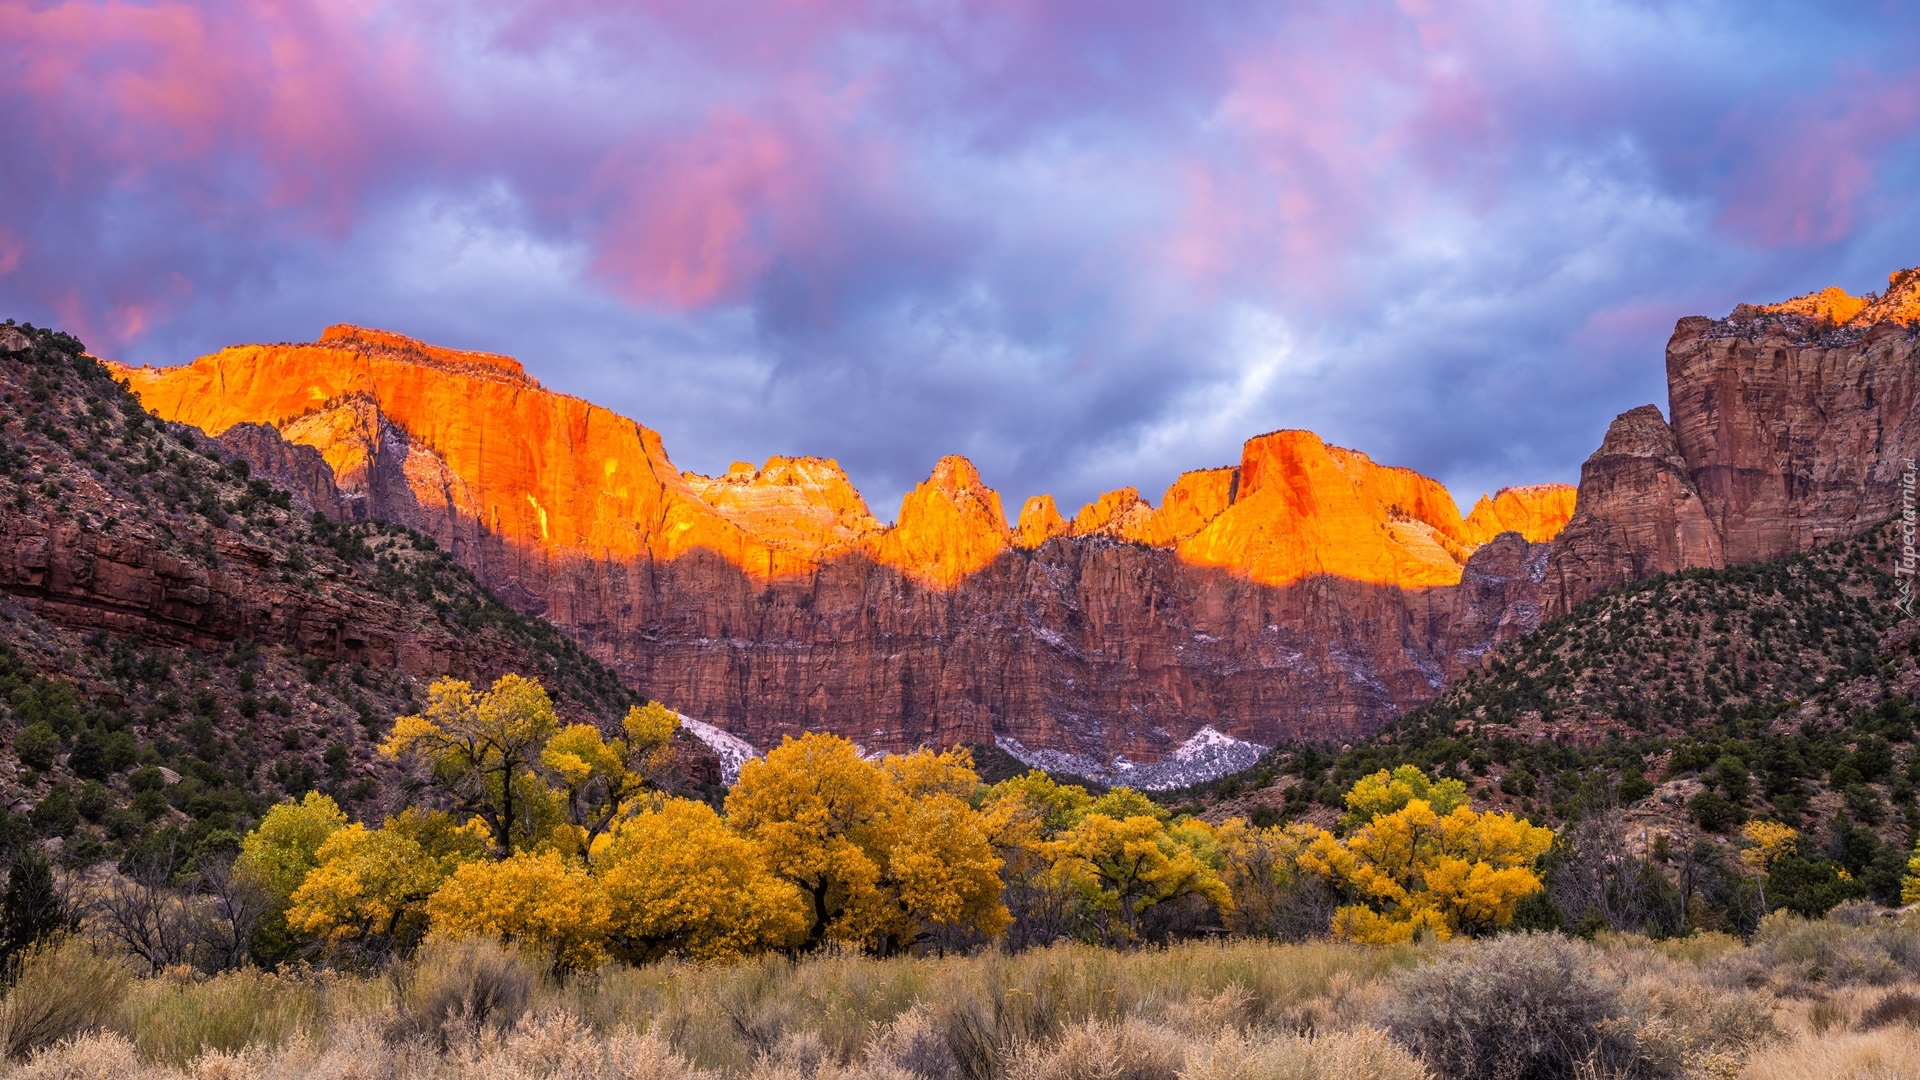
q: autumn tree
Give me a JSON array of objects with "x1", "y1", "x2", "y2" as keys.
[
  {"x1": 1212, "y1": 818, "x2": 1331, "y2": 940},
  {"x1": 236, "y1": 791, "x2": 347, "y2": 906},
  {"x1": 1340, "y1": 765, "x2": 1467, "y2": 829},
  {"x1": 1050, "y1": 807, "x2": 1231, "y2": 944},
  {"x1": 541, "y1": 702, "x2": 679, "y2": 862},
  {"x1": 285, "y1": 811, "x2": 487, "y2": 957},
  {"x1": 1740, "y1": 820, "x2": 1799, "y2": 913},
  {"x1": 1296, "y1": 767, "x2": 1553, "y2": 943},
  {"x1": 876, "y1": 749, "x2": 1009, "y2": 950},
  {"x1": 980, "y1": 771, "x2": 1090, "y2": 948},
  {"x1": 427, "y1": 850, "x2": 611, "y2": 972},
  {"x1": 594, "y1": 797, "x2": 807, "y2": 961},
  {"x1": 724, "y1": 734, "x2": 1007, "y2": 953},
  {"x1": 381, "y1": 675, "x2": 559, "y2": 856}
]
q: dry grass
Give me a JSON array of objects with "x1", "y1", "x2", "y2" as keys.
[
  {"x1": 13, "y1": 916, "x2": 1920, "y2": 1080},
  {"x1": 1739, "y1": 1026, "x2": 1920, "y2": 1080},
  {"x1": 0, "y1": 937, "x2": 135, "y2": 1060}
]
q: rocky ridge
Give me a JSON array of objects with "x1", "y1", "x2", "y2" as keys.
[
  {"x1": 112, "y1": 326, "x2": 1576, "y2": 775},
  {"x1": 108, "y1": 265, "x2": 1918, "y2": 780},
  {"x1": 1545, "y1": 269, "x2": 1920, "y2": 613},
  {"x1": 0, "y1": 324, "x2": 720, "y2": 867}
]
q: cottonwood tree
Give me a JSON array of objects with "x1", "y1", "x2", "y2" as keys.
[
  {"x1": 540, "y1": 702, "x2": 679, "y2": 863},
  {"x1": 1296, "y1": 766, "x2": 1554, "y2": 943},
  {"x1": 382, "y1": 675, "x2": 559, "y2": 857},
  {"x1": 593, "y1": 797, "x2": 807, "y2": 961},
  {"x1": 725, "y1": 734, "x2": 1007, "y2": 953}
]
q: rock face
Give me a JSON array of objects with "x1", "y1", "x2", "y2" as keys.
[
  {"x1": 1546, "y1": 269, "x2": 1920, "y2": 613},
  {"x1": 113, "y1": 325, "x2": 1582, "y2": 768}
]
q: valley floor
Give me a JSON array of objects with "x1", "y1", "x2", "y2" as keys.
[{"x1": 10, "y1": 912, "x2": 1920, "y2": 1080}]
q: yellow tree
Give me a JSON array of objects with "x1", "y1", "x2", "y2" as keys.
[
  {"x1": 1297, "y1": 768, "x2": 1552, "y2": 944},
  {"x1": 286, "y1": 812, "x2": 488, "y2": 953},
  {"x1": 426, "y1": 850, "x2": 611, "y2": 972},
  {"x1": 979, "y1": 771, "x2": 1092, "y2": 946},
  {"x1": 1212, "y1": 818, "x2": 1322, "y2": 939},
  {"x1": 237, "y1": 791, "x2": 346, "y2": 906},
  {"x1": 875, "y1": 749, "x2": 1008, "y2": 950},
  {"x1": 1050, "y1": 810, "x2": 1231, "y2": 944},
  {"x1": 593, "y1": 797, "x2": 808, "y2": 961},
  {"x1": 381, "y1": 675, "x2": 559, "y2": 856},
  {"x1": 1741, "y1": 820, "x2": 1799, "y2": 912},
  {"x1": 725, "y1": 734, "x2": 1009, "y2": 953},
  {"x1": 541, "y1": 702, "x2": 680, "y2": 861},
  {"x1": 726, "y1": 732, "x2": 895, "y2": 948},
  {"x1": 1340, "y1": 765, "x2": 1468, "y2": 829},
  {"x1": 1906, "y1": 837, "x2": 1920, "y2": 906}
]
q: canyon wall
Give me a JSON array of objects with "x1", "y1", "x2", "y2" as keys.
[
  {"x1": 115, "y1": 264, "x2": 1917, "y2": 772},
  {"x1": 1546, "y1": 269, "x2": 1920, "y2": 613},
  {"x1": 114, "y1": 326, "x2": 1573, "y2": 770}
]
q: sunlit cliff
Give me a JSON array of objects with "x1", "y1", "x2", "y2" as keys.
[{"x1": 113, "y1": 325, "x2": 1575, "y2": 592}]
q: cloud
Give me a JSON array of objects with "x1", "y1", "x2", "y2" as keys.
[{"x1": 3, "y1": 0, "x2": 1919, "y2": 517}]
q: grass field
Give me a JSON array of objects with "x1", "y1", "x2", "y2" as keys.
[{"x1": 8, "y1": 907, "x2": 1920, "y2": 1079}]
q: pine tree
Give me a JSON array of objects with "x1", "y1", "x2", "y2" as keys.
[{"x1": 1, "y1": 848, "x2": 67, "y2": 966}]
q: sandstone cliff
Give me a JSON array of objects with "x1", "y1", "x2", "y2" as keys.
[
  {"x1": 112, "y1": 325, "x2": 1576, "y2": 772},
  {"x1": 1545, "y1": 268, "x2": 1920, "y2": 613}
]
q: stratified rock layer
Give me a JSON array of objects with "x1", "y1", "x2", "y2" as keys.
[
  {"x1": 1546, "y1": 268, "x2": 1920, "y2": 613},
  {"x1": 113, "y1": 324, "x2": 1578, "y2": 766}
]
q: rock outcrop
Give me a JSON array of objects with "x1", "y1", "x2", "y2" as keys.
[
  {"x1": 1545, "y1": 268, "x2": 1920, "y2": 612},
  {"x1": 113, "y1": 325, "x2": 1577, "y2": 769}
]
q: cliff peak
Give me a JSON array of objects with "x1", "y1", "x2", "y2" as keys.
[
  {"x1": 1014, "y1": 495, "x2": 1069, "y2": 549},
  {"x1": 1725, "y1": 265, "x2": 1920, "y2": 335},
  {"x1": 869, "y1": 456, "x2": 1010, "y2": 586},
  {"x1": 682, "y1": 455, "x2": 883, "y2": 559},
  {"x1": 319, "y1": 324, "x2": 537, "y2": 385}
]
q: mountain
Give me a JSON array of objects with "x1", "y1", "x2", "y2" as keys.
[
  {"x1": 103, "y1": 265, "x2": 1920, "y2": 785},
  {"x1": 0, "y1": 324, "x2": 718, "y2": 867},
  {"x1": 111, "y1": 326, "x2": 1573, "y2": 780},
  {"x1": 1544, "y1": 269, "x2": 1920, "y2": 611},
  {"x1": 1173, "y1": 269, "x2": 1920, "y2": 918}
]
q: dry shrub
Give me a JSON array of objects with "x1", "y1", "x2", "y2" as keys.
[
  {"x1": 1739, "y1": 1026, "x2": 1920, "y2": 1080},
  {"x1": 1380, "y1": 934, "x2": 1635, "y2": 1080},
  {"x1": 387, "y1": 936, "x2": 536, "y2": 1048},
  {"x1": 13, "y1": 1014, "x2": 713, "y2": 1080},
  {"x1": 0, "y1": 937, "x2": 136, "y2": 1060},
  {"x1": 867, "y1": 1006, "x2": 961, "y2": 1080},
  {"x1": 1602, "y1": 977, "x2": 1778, "y2": 1078},
  {"x1": 1808, "y1": 998, "x2": 1851, "y2": 1035},
  {"x1": 1003, "y1": 1018, "x2": 1185, "y2": 1080},
  {"x1": 1744, "y1": 911, "x2": 1920, "y2": 988},
  {"x1": 1181, "y1": 1027, "x2": 1432, "y2": 1080},
  {"x1": 1857, "y1": 989, "x2": 1920, "y2": 1031}
]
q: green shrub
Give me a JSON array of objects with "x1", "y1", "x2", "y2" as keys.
[{"x1": 12, "y1": 724, "x2": 57, "y2": 773}]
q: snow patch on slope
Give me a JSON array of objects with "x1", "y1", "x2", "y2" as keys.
[
  {"x1": 995, "y1": 726, "x2": 1268, "y2": 791},
  {"x1": 677, "y1": 714, "x2": 759, "y2": 785}
]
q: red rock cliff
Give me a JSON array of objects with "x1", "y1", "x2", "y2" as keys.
[
  {"x1": 1544, "y1": 269, "x2": 1920, "y2": 613},
  {"x1": 115, "y1": 326, "x2": 1577, "y2": 767}
]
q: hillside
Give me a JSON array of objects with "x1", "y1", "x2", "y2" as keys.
[
  {"x1": 0, "y1": 322, "x2": 716, "y2": 870},
  {"x1": 1180, "y1": 519, "x2": 1920, "y2": 914}
]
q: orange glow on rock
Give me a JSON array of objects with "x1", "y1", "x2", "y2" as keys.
[{"x1": 115, "y1": 327, "x2": 1575, "y2": 593}]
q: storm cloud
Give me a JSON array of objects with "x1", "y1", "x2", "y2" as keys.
[{"x1": 4, "y1": 0, "x2": 1919, "y2": 516}]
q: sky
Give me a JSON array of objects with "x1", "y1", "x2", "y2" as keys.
[{"x1": 4, "y1": 1, "x2": 1920, "y2": 520}]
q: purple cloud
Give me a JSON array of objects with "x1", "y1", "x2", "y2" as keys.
[{"x1": 3, "y1": 0, "x2": 1919, "y2": 516}]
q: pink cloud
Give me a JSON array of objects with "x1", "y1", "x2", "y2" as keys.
[{"x1": 1715, "y1": 69, "x2": 1920, "y2": 247}]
